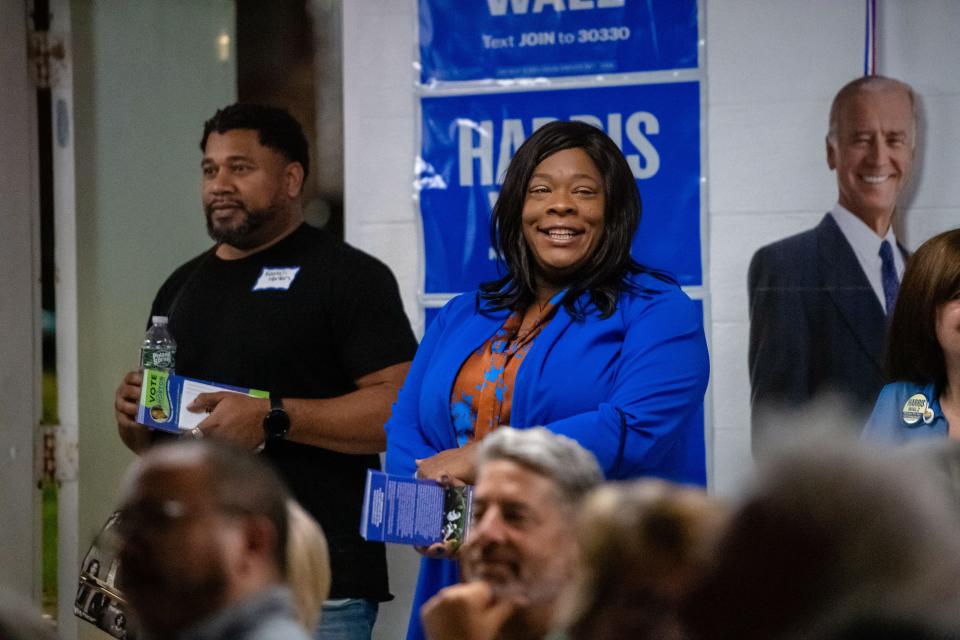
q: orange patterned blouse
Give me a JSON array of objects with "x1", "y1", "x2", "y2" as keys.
[{"x1": 448, "y1": 292, "x2": 563, "y2": 445}]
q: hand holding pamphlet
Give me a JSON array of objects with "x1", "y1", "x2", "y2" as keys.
[
  {"x1": 137, "y1": 369, "x2": 268, "y2": 433},
  {"x1": 360, "y1": 470, "x2": 474, "y2": 550}
]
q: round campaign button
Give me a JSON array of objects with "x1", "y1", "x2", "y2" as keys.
[
  {"x1": 902, "y1": 393, "x2": 929, "y2": 425},
  {"x1": 923, "y1": 407, "x2": 936, "y2": 424}
]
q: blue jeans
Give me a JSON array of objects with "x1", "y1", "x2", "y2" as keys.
[{"x1": 315, "y1": 598, "x2": 379, "y2": 640}]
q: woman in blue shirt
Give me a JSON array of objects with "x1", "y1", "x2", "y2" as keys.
[
  {"x1": 385, "y1": 121, "x2": 709, "y2": 639},
  {"x1": 863, "y1": 228, "x2": 960, "y2": 443}
]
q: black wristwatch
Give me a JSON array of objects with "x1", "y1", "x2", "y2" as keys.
[{"x1": 263, "y1": 396, "x2": 290, "y2": 440}]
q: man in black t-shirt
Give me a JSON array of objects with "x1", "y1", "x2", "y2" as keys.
[{"x1": 114, "y1": 104, "x2": 417, "y2": 639}]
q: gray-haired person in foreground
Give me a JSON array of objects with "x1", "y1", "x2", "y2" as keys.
[{"x1": 420, "y1": 427, "x2": 602, "y2": 640}]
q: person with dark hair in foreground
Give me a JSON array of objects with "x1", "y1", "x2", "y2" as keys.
[
  {"x1": 420, "y1": 428, "x2": 602, "y2": 640},
  {"x1": 114, "y1": 441, "x2": 308, "y2": 640},
  {"x1": 863, "y1": 228, "x2": 960, "y2": 441},
  {"x1": 681, "y1": 444, "x2": 960, "y2": 640},
  {"x1": 113, "y1": 103, "x2": 417, "y2": 639},
  {"x1": 385, "y1": 119, "x2": 709, "y2": 639},
  {"x1": 749, "y1": 76, "x2": 916, "y2": 451}
]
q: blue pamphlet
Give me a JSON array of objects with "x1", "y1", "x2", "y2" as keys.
[
  {"x1": 136, "y1": 369, "x2": 268, "y2": 434},
  {"x1": 360, "y1": 470, "x2": 474, "y2": 549}
]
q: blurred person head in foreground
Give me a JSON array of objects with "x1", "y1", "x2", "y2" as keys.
[
  {"x1": 114, "y1": 440, "x2": 311, "y2": 640},
  {"x1": 286, "y1": 499, "x2": 331, "y2": 632},
  {"x1": 420, "y1": 427, "x2": 602, "y2": 640},
  {"x1": 896, "y1": 438, "x2": 960, "y2": 517},
  {"x1": 561, "y1": 479, "x2": 728, "y2": 640},
  {"x1": 682, "y1": 442, "x2": 960, "y2": 640}
]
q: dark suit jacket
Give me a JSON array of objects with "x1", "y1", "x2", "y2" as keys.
[{"x1": 748, "y1": 212, "x2": 901, "y2": 449}]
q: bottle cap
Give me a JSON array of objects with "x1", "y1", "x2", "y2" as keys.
[{"x1": 152, "y1": 315, "x2": 168, "y2": 325}]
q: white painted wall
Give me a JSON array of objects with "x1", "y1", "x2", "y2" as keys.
[
  {"x1": 343, "y1": 1, "x2": 960, "y2": 637},
  {"x1": 878, "y1": 0, "x2": 960, "y2": 247},
  {"x1": 706, "y1": 0, "x2": 866, "y2": 497},
  {"x1": 343, "y1": 6, "x2": 421, "y2": 636},
  {"x1": 343, "y1": 2, "x2": 421, "y2": 335}
]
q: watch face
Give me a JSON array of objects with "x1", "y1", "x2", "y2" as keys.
[{"x1": 264, "y1": 408, "x2": 290, "y2": 438}]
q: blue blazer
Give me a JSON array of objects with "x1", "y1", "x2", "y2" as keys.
[
  {"x1": 385, "y1": 272, "x2": 710, "y2": 640},
  {"x1": 748, "y1": 213, "x2": 902, "y2": 447}
]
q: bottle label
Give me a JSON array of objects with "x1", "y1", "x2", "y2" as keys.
[
  {"x1": 151, "y1": 351, "x2": 173, "y2": 369},
  {"x1": 142, "y1": 369, "x2": 172, "y2": 423},
  {"x1": 142, "y1": 350, "x2": 174, "y2": 370}
]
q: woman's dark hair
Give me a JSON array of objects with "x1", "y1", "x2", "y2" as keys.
[
  {"x1": 479, "y1": 120, "x2": 672, "y2": 319},
  {"x1": 200, "y1": 103, "x2": 310, "y2": 180},
  {"x1": 886, "y1": 228, "x2": 960, "y2": 389}
]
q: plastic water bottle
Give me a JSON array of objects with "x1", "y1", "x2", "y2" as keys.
[{"x1": 141, "y1": 316, "x2": 176, "y2": 371}]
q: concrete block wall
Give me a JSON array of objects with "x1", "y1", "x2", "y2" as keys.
[
  {"x1": 879, "y1": 1, "x2": 960, "y2": 247},
  {"x1": 342, "y1": 4, "x2": 422, "y2": 637},
  {"x1": 706, "y1": 0, "x2": 866, "y2": 496},
  {"x1": 343, "y1": 1, "x2": 960, "y2": 636},
  {"x1": 343, "y1": 2, "x2": 421, "y2": 332}
]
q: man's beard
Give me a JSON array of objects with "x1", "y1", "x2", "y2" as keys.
[
  {"x1": 464, "y1": 544, "x2": 523, "y2": 589},
  {"x1": 204, "y1": 201, "x2": 281, "y2": 250},
  {"x1": 464, "y1": 542, "x2": 572, "y2": 606}
]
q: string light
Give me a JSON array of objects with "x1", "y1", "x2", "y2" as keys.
[{"x1": 863, "y1": 0, "x2": 877, "y2": 76}]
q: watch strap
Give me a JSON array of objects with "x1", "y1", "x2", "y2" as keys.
[{"x1": 264, "y1": 395, "x2": 290, "y2": 440}]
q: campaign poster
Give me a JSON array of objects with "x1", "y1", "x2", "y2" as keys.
[
  {"x1": 418, "y1": 81, "x2": 702, "y2": 294},
  {"x1": 419, "y1": 0, "x2": 698, "y2": 83}
]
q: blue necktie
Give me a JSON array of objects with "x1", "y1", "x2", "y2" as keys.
[{"x1": 879, "y1": 240, "x2": 899, "y2": 316}]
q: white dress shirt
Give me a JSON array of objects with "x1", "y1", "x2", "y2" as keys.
[{"x1": 830, "y1": 203, "x2": 906, "y2": 310}]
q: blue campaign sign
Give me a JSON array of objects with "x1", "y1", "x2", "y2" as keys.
[
  {"x1": 418, "y1": 81, "x2": 701, "y2": 294},
  {"x1": 419, "y1": 0, "x2": 698, "y2": 83}
]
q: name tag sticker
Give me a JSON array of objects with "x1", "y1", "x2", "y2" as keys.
[{"x1": 253, "y1": 267, "x2": 300, "y2": 292}]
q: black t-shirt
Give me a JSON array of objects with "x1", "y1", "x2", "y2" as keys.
[{"x1": 149, "y1": 223, "x2": 417, "y2": 601}]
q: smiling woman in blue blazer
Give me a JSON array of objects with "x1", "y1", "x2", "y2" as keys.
[
  {"x1": 384, "y1": 121, "x2": 710, "y2": 639},
  {"x1": 863, "y1": 229, "x2": 960, "y2": 443}
]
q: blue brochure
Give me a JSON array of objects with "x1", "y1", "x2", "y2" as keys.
[
  {"x1": 136, "y1": 369, "x2": 268, "y2": 434},
  {"x1": 360, "y1": 470, "x2": 474, "y2": 549}
]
